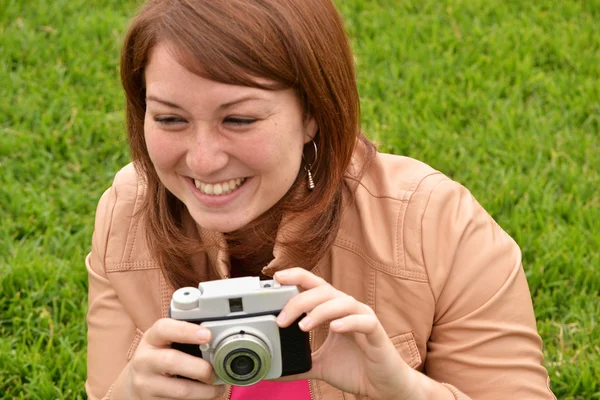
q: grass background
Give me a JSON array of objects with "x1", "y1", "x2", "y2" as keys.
[{"x1": 1, "y1": 0, "x2": 598, "y2": 398}]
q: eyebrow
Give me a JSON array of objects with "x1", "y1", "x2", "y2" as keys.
[
  {"x1": 146, "y1": 96, "x2": 183, "y2": 109},
  {"x1": 146, "y1": 95, "x2": 267, "y2": 110}
]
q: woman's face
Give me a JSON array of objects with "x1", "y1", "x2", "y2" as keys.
[{"x1": 143, "y1": 43, "x2": 317, "y2": 233}]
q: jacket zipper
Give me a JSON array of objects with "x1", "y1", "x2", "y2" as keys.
[
  {"x1": 224, "y1": 330, "x2": 315, "y2": 400},
  {"x1": 308, "y1": 328, "x2": 314, "y2": 400},
  {"x1": 225, "y1": 381, "x2": 313, "y2": 400}
]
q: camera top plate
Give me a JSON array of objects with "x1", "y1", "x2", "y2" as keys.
[{"x1": 170, "y1": 276, "x2": 299, "y2": 320}]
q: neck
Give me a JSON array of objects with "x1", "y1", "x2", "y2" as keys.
[{"x1": 224, "y1": 210, "x2": 282, "y2": 277}]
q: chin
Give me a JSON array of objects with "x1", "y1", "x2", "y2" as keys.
[{"x1": 192, "y1": 214, "x2": 252, "y2": 233}]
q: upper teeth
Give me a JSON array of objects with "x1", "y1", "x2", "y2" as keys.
[{"x1": 194, "y1": 178, "x2": 246, "y2": 195}]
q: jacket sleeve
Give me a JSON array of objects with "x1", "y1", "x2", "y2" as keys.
[
  {"x1": 418, "y1": 176, "x2": 555, "y2": 399},
  {"x1": 85, "y1": 183, "x2": 138, "y2": 400}
]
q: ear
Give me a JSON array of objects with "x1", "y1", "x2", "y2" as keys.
[{"x1": 303, "y1": 115, "x2": 318, "y2": 144}]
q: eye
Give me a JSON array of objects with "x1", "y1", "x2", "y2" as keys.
[
  {"x1": 154, "y1": 115, "x2": 187, "y2": 126},
  {"x1": 223, "y1": 116, "x2": 257, "y2": 126}
]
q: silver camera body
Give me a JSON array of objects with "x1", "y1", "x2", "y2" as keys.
[{"x1": 170, "y1": 276, "x2": 312, "y2": 386}]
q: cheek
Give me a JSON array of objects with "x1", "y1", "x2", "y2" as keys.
[
  {"x1": 239, "y1": 131, "x2": 303, "y2": 175},
  {"x1": 144, "y1": 128, "x2": 180, "y2": 169}
]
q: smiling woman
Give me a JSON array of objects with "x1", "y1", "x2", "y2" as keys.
[
  {"x1": 85, "y1": 0, "x2": 557, "y2": 399},
  {"x1": 143, "y1": 43, "x2": 317, "y2": 233}
]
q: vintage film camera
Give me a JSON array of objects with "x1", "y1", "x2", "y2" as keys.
[{"x1": 169, "y1": 276, "x2": 312, "y2": 386}]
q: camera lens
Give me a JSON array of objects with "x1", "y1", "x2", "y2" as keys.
[
  {"x1": 224, "y1": 350, "x2": 261, "y2": 381},
  {"x1": 212, "y1": 332, "x2": 272, "y2": 386},
  {"x1": 230, "y1": 354, "x2": 256, "y2": 376}
]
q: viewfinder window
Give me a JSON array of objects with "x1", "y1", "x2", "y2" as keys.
[{"x1": 229, "y1": 297, "x2": 243, "y2": 312}]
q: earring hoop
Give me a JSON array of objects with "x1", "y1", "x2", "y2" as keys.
[{"x1": 303, "y1": 140, "x2": 317, "y2": 191}]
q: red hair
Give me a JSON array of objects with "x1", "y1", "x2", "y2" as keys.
[{"x1": 120, "y1": 0, "x2": 375, "y2": 288}]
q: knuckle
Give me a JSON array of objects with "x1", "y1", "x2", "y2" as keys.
[
  {"x1": 158, "y1": 349, "x2": 179, "y2": 373},
  {"x1": 315, "y1": 275, "x2": 328, "y2": 286},
  {"x1": 283, "y1": 297, "x2": 299, "y2": 314},
  {"x1": 173, "y1": 382, "x2": 193, "y2": 399},
  {"x1": 366, "y1": 315, "x2": 379, "y2": 330},
  {"x1": 341, "y1": 295, "x2": 355, "y2": 307},
  {"x1": 293, "y1": 293, "x2": 312, "y2": 310},
  {"x1": 153, "y1": 317, "x2": 171, "y2": 332},
  {"x1": 131, "y1": 373, "x2": 145, "y2": 391},
  {"x1": 130, "y1": 352, "x2": 147, "y2": 371},
  {"x1": 321, "y1": 282, "x2": 335, "y2": 292},
  {"x1": 197, "y1": 359, "x2": 214, "y2": 382},
  {"x1": 315, "y1": 284, "x2": 335, "y2": 299}
]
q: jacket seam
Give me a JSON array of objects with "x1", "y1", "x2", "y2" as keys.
[
  {"x1": 105, "y1": 261, "x2": 160, "y2": 272},
  {"x1": 126, "y1": 328, "x2": 144, "y2": 360},
  {"x1": 121, "y1": 177, "x2": 140, "y2": 264},
  {"x1": 100, "y1": 187, "x2": 119, "y2": 275},
  {"x1": 368, "y1": 268, "x2": 376, "y2": 313},
  {"x1": 432, "y1": 259, "x2": 522, "y2": 327},
  {"x1": 341, "y1": 171, "x2": 442, "y2": 280},
  {"x1": 396, "y1": 171, "x2": 442, "y2": 277},
  {"x1": 440, "y1": 383, "x2": 464, "y2": 399},
  {"x1": 125, "y1": 179, "x2": 142, "y2": 264},
  {"x1": 333, "y1": 238, "x2": 428, "y2": 281},
  {"x1": 160, "y1": 272, "x2": 172, "y2": 318},
  {"x1": 419, "y1": 177, "x2": 451, "y2": 304},
  {"x1": 102, "y1": 384, "x2": 114, "y2": 400},
  {"x1": 344, "y1": 176, "x2": 412, "y2": 201},
  {"x1": 408, "y1": 334, "x2": 420, "y2": 368}
]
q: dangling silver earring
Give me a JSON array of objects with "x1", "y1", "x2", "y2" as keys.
[
  {"x1": 305, "y1": 166, "x2": 315, "y2": 190},
  {"x1": 303, "y1": 140, "x2": 318, "y2": 191}
]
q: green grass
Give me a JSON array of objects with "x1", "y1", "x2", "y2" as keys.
[{"x1": 1, "y1": 0, "x2": 598, "y2": 398}]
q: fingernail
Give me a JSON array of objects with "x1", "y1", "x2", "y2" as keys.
[
  {"x1": 299, "y1": 316, "x2": 312, "y2": 330},
  {"x1": 331, "y1": 320, "x2": 343, "y2": 330},
  {"x1": 197, "y1": 329, "x2": 210, "y2": 341},
  {"x1": 276, "y1": 311, "x2": 287, "y2": 325},
  {"x1": 276, "y1": 270, "x2": 289, "y2": 277}
]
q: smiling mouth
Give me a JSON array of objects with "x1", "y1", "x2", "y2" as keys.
[{"x1": 194, "y1": 178, "x2": 247, "y2": 196}]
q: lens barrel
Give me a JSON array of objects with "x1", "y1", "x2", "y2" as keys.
[
  {"x1": 225, "y1": 350, "x2": 260, "y2": 381},
  {"x1": 212, "y1": 333, "x2": 272, "y2": 386}
]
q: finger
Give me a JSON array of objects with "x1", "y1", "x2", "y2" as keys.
[
  {"x1": 276, "y1": 284, "x2": 341, "y2": 328},
  {"x1": 274, "y1": 268, "x2": 327, "y2": 291},
  {"x1": 144, "y1": 318, "x2": 212, "y2": 347},
  {"x1": 329, "y1": 314, "x2": 390, "y2": 347},
  {"x1": 297, "y1": 295, "x2": 365, "y2": 331},
  {"x1": 145, "y1": 347, "x2": 217, "y2": 384},
  {"x1": 138, "y1": 374, "x2": 225, "y2": 399}
]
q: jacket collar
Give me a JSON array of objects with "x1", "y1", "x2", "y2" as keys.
[
  {"x1": 196, "y1": 212, "x2": 321, "y2": 280},
  {"x1": 188, "y1": 139, "x2": 369, "y2": 281}
]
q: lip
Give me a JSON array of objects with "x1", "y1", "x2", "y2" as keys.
[{"x1": 187, "y1": 176, "x2": 250, "y2": 207}]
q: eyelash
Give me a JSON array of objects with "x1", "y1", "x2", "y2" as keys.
[
  {"x1": 153, "y1": 115, "x2": 258, "y2": 127},
  {"x1": 154, "y1": 116, "x2": 186, "y2": 125},
  {"x1": 223, "y1": 116, "x2": 257, "y2": 126}
]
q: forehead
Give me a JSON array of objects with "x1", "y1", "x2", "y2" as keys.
[
  {"x1": 144, "y1": 44, "x2": 198, "y2": 90},
  {"x1": 145, "y1": 43, "x2": 285, "y2": 98},
  {"x1": 147, "y1": 41, "x2": 285, "y2": 86}
]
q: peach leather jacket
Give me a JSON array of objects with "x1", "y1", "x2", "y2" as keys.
[{"x1": 86, "y1": 150, "x2": 556, "y2": 400}]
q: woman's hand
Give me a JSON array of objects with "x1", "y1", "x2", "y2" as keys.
[
  {"x1": 273, "y1": 268, "x2": 422, "y2": 400},
  {"x1": 113, "y1": 318, "x2": 225, "y2": 400}
]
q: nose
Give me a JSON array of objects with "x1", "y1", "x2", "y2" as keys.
[{"x1": 186, "y1": 125, "x2": 229, "y2": 177}]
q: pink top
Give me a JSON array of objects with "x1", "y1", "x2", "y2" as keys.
[{"x1": 230, "y1": 380, "x2": 311, "y2": 400}]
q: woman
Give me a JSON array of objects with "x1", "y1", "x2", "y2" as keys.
[{"x1": 86, "y1": 0, "x2": 556, "y2": 399}]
